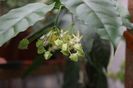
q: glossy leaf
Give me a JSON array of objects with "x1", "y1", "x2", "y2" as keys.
[
  {"x1": 0, "y1": 3, "x2": 55, "y2": 47},
  {"x1": 7, "y1": 0, "x2": 36, "y2": 8},
  {"x1": 61, "y1": 0, "x2": 123, "y2": 47},
  {"x1": 90, "y1": 34, "x2": 111, "y2": 70}
]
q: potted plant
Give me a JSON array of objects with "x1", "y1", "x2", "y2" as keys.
[{"x1": 0, "y1": 0, "x2": 133, "y2": 88}]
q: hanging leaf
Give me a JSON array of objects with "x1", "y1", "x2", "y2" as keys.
[
  {"x1": 74, "y1": 17, "x2": 96, "y2": 56},
  {"x1": 0, "y1": 3, "x2": 55, "y2": 47},
  {"x1": 61, "y1": 0, "x2": 123, "y2": 47},
  {"x1": 86, "y1": 58, "x2": 108, "y2": 88},
  {"x1": 63, "y1": 60, "x2": 80, "y2": 88},
  {"x1": 90, "y1": 34, "x2": 111, "y2": 70},
  {"x1": 7, "y1": 0, "x2": 36, "y2": 8}
]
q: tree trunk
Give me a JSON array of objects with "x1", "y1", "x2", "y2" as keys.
[{"x1": 125, "y1": 0, "x2": 133, "y2": 88}]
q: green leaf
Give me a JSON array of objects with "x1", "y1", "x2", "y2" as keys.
[
  {"x1": 0, "y1": 3, "x2": 55, "y2": 47},
  {"x1": 44, "y1": 51, "x2": 53, "y2": 60},
  {"x1": 74, "y1": 18, "x2": 95, "y2": 55},
  {"x1": 18, "y1": 38, "x2": 29, "y2": 49},
  {"x1": 61, "y1": 0, "x2": 123, "y2": 47},
  {"x1": 85, "y1": 36, "x2": 110, "y2": 88},
  {"x1": 85, "y1": 62, "x2": 108, "y2": 88},
  {"x1": 114, "y1": 0, "x2": 129, "y2": 18},
  {"x1": 7, "y1": 0, "x2": 36, "y2": 8},
  {"x1": 90, "y1": 35, "x2": 111, "y2": 70}
]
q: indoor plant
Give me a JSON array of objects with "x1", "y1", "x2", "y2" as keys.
[{"x1": 0, "y1": 0, "x2": 133, "y2": 88}]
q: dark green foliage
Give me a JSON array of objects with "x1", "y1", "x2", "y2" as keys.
[
  {"x1": 90, "y1": 34, "x2": 111, "y2": 70},
  {"x1": 85, "y1": 34, "x2": 110, "y2": 88},
  {"x1": 85, "y1": 63, "x2": 108, "y2": 88},
  {"x1": 63, "y1": 59, "x2": 80, "y2": 88}
]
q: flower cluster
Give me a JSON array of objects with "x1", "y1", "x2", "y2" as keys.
[{"x1": 36, "y1": 27, "x2": 84, "y2": 62}]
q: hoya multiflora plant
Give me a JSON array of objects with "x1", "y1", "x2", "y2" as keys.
[
  {"x1": 35, "y1": 27, "x2": 84, "y2": 61},
  {"x1": 0, "y1": 0, "x2": 132, "y2": 59},
  {"x1": 19, "y1": 28, "x2": 85, "y2": 61},
  {"x1": 0, "y1": 0, "x2": 132, "y2": 64},
  {"x1": 0, "y1": 0, "x2": 132, "y2": 88}
]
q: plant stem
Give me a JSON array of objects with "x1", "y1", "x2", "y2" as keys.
[{"x1": 54, "y1": 5, "x2": 63, "y2": 26}]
